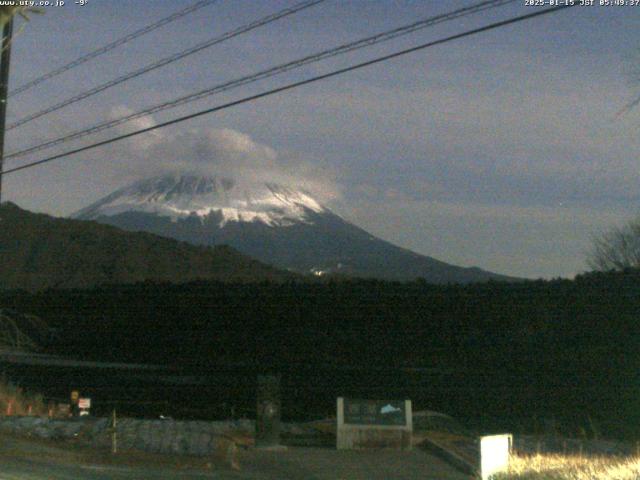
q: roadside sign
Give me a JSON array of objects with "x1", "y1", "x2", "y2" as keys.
[
  {"x1": 337, "y1": 397, "x2": 413, "y2": 450},
  {"x1": 480, "y1": 434, "x2": 512, "y2": 480},
  {"x1": 343, "y1": 399, "x2": 407, "y2": 426}
]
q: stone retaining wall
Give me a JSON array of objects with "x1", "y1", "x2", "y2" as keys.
[
  {"x1": 0, "y1": 416, "x2": 254, "y2": 456},
  {"x1": 1, "y1": 416, "x2": 633, "y2": 465}
]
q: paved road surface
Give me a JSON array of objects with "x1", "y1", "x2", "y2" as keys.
[{"x1": 0, "y1": 435, "x2": 472, "y2": 479}]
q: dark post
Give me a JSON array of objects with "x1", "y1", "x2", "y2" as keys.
[
  {"x1": 70, "y1": 389, "x2": 79, "y2": 417},
  {"x1": 256, "y1": 374, "x2": 282, "y2": 449},
  {"x1": 0, "y1": 18, "x2": 13, "y2": 203},
  {"x1": 111, "y1": 408, "x2": 118, "y2": 454}
]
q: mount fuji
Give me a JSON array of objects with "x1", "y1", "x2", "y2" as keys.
[{"x1": 73, "y1": 174, "x2": 513, "y2": 283}]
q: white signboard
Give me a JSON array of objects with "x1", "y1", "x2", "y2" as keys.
[
  {"x1": 78, "y1": 398, "x2": 91, "y2": 409},
  {"x1": 480, "y1": 434, "x2": 512, "y2": 480}
]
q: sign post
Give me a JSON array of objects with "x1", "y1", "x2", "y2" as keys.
[{"x1": 70, "y1": 390, "x2": 80, "y2": 417}]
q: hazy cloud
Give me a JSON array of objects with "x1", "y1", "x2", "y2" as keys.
[{"x1": 103, "y1": 113, "x2": 343, "y2": 205}]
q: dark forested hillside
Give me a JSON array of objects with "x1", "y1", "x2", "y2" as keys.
[
  {"x1": 0, "y1": 202, "x2": 293, "y2": 290},
  {"x1": 0, "y1": 271, "x2": 638, "y2": 438}
]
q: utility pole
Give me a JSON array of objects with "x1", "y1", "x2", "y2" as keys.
[{"x1": 0, "y1": 18, "x2": 13, "y2": 204}]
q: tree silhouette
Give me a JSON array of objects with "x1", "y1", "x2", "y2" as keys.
[
  {"x1": 0, "y1": 7, "x2": 41, "y2": 28},
  {"x1": 588, "y1": 217, "x2": 640, "y2": 271}
]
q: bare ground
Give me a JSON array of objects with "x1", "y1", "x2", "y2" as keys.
[{"x1": 0, "y1": 433, "x2": 472, "y2": 479}]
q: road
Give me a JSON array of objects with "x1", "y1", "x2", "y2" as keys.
[{"x1": 0, "y1": 434, "x2": 472, "y2": 479}]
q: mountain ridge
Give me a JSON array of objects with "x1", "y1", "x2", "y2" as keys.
[
  {"x1": 74, "y1": 174, "x2": 517, "y2": 283},
  {"x1": 0, "y1": 201, "x2": 294, "y2": 291}
]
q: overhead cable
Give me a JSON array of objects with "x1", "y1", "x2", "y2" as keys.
[
  {"x1": 6, "y1": 0, "x2": 325, "y2": 130},
  {"x1": 9, "y1": 0, "x2": 219, "y2": 97},
  {"x1": 0, "y1": 5, "x2": 576, "y2": 178},
  {"x1": 6, "y1": 0, "x2": 515, "y2": 160}
]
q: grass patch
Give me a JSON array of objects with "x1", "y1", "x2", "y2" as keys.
[{"x1": 494, "y1": 453, "x2": 640, "y2": 479}]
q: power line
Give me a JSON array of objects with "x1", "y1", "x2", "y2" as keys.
[
  {"x1": 616, "y1": 95, "x2": 640, "y2": 118},
  {"x1": 0, "y1": 5, "x2": 575, "y2": 178},
  {"x1": 6, "y1": 0, "x2": 512, "y2": 158},
  {"x1": 6, "y1": 0, "x2": 325, "y2": 131},
  {"x1": 6, "y1": 0, "x2": 515, "y2": 161},
  {"x1": 8, "y1": 0, "x2": 219, "y2": 98}
]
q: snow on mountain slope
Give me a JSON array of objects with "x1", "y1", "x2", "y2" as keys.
[
  {"x1": 73, "y1": 174, "x2": 325, "y2": 227},
  {"x1": 73, "y1": 174, "x2": 517, "y2": 283}
]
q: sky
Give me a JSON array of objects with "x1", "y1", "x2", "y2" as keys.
[{"x1": 2, "y1": 0, "x2": 639, "y2": 279}]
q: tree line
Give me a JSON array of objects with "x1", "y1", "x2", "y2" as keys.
[{"x1": 0, "y1": 270, "x2": 638, "y2": 438}]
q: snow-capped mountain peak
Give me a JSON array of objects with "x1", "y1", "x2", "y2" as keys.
[
  {"x1": 73, "y1": 174, "x2": 326, "y2": 227},
  {"x1": 72, "y1": 173, "x2": 514, "y2": 283}
]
